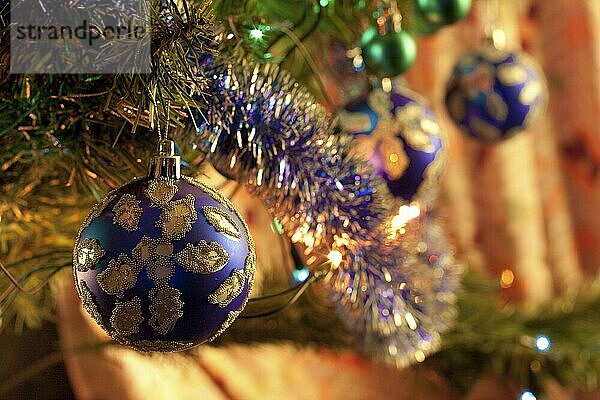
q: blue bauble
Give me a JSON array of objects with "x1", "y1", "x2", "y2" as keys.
[
  {"x1": 339, "y1": 86, "x2": 445, "y2": 203},
  {"x1": 72, "y1": 176, "x2": 255, "y2": 351},
  {"x1": 445, "y1": 45, "x2": 547, "y2": 141}
]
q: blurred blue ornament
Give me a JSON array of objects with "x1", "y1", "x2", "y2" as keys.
[
  {"x1": 73, "y1": 153, "x2": 255, "y2": 351},
  {"x1": 340, "y1": 85, "x2": 445, "y2": 203},
  {"x1": 445, "y1": 44, "x2": 547, "y2": 141}
]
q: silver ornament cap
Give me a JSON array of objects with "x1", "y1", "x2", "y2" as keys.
[{"x1": 149, "y1": 140, "x2": 181, "y2": 179}]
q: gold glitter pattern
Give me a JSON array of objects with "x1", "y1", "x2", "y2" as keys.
[
  {"x1": 208, "y1": 268, "x2": 245, "y2": 308},
  {"x1": 486, "y1": 92, "x2": 508, "y2": 122},
  {"x1": 155, "y1": 240, "x2": 174, "y2": 257},
  {"x1": 147, "y1": 258, "x2": 175, "y2": 281},
  {"x1": 202, "y1": 206, "x2": 241, "y2": 239},
  {"x1": 132, "y1": 236, "x2": 174, "y2": 262},
  {"x1": 208, "y1": 310, "x2": 241, "y2": 342},
  {"x1": 112, "y1": 194, "x2": 143, "y2": 231},
  {"x1": 182, "y1": 177, "x2": 257, "y2": 335},
  {"x1": 148, "y1": 286, "x2": 184, "y2": 335},
  {"x1": 497, "y1": 63, "x2": 528, "y2": 86},
  {"x1": 110, "y1": 296, "x2": 143, "y2": 336},
  {"x1": 174, "y1": 240, "x2": 230, "y2": 274},
  {"x1": 79, "y1": 280, "x2": 105, "y2": 328},
  {"x1": 74, "y1": 238, "x2": 105, "y2": 272},
  {"x1": 243, "y1": 250, "x2": 257, "y2": 298},
  {"x1": 132, "y1": 236, "x2": 154, "y2": 262},
  {"x1": 520, "y1": 80, "x2": 543, "y2": 105},
  {"x1": 145, "y1": 178, "x2": 178, "y2": 207},
  {"x1": 156, "y1": 194, "x2": 198, "y2": 239},
  {"x1": 81, "y1": 194, "x2": 116, "y2": 230},
  {"x1": 471, "y1": 117, "x2": 502, "y2": 140},
  {"x1": 97, "y1": 254, "x2": 142, "y2": 298},
  {"x1": 128, "y1": 340, "x2": 194, "y2": 352}
]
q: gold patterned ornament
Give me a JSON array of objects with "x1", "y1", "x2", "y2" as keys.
[
  {"x1": 342, "y1": 88, "x2": 438, "y2": 182},
  {"x1": 72, "y1": 140, "x2": 256, "y2": 351},
  {"x1": 445, "y1": 45, "x2": 547, "y2": 141},
  {"x1": 340, "y1": 85, "x2": 445, "y2": 203}
]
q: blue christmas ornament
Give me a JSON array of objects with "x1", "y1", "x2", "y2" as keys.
[
  {"x1": 445, "y1": 44, "x2": 547, "y2": 141},
  {"x1": 72, "y1": 141, "x2": 255, "y2": 351},
  {"x1": 339, "y1": 85, "x2": 445, "y2": 203}
]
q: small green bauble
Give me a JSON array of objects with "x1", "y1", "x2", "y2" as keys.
[
  {"x1": 415, "y1": 0, "x2": 472, "y2": 26},
  {"x1": 412, "y1": 13, "x2": 443, "y2": 36},
  {"x1": 360, "y1": 27, "x2": 417, "y2": 78}
]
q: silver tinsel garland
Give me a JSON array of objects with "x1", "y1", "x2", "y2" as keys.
[
  {"x1": 185, "y1": 35, "x2": 461, "y2": 366},
  {"x1": 328, "y1": 210, "x2": 462, "y2": 367},
  {"x1": 191, "y1": 59, "x2": 390, "y2": 253}
]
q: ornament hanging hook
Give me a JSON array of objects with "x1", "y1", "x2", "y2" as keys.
[{"x1": 149, "y1": 85, "x2": 180, "y2": 179}]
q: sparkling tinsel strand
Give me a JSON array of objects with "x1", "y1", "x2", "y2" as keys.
[
  {"x1": 329, "y1": 210, "x2": 462, "y2": 367},
  {"x1": 182, "y1": 33, "x2": 460, "y2": 366},
  {"x1": 190, "y1": 54, "x2": 391, "y2": 255}
]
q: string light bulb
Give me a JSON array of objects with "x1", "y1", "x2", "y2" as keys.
[
  {"x1": 249, "y1": 28, "x2": 264, "y2": 40},
  {"x1": 293, "y1": 267, "x2": 310, "y2": 283},
  {"x1": 520, "y1": 390, "x2": 537, "y2": 400},
  {"x1": 535, "y1": 335, "x2": 551, "y2": 352},
  {"x1": 327, "y1": 250, "x2": 343, "y2": 269},
  {"x1": 388, "y1": 204, "x2": 421, "y2": 237}
]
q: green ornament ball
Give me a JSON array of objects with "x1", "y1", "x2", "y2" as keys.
[
  {"x1": 415, "y1": 0, "x2": 472, "y2": 26},
  {"x1": 412, "y1": 13, "x2": 443, "y2": 36},
  {"x1": 360, "y1": 27, "x2": 417, "y2": 78}
]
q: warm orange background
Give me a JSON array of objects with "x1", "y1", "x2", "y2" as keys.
[{"x1": 405, "y1": 0, "x2": 599, "y2": 309}]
